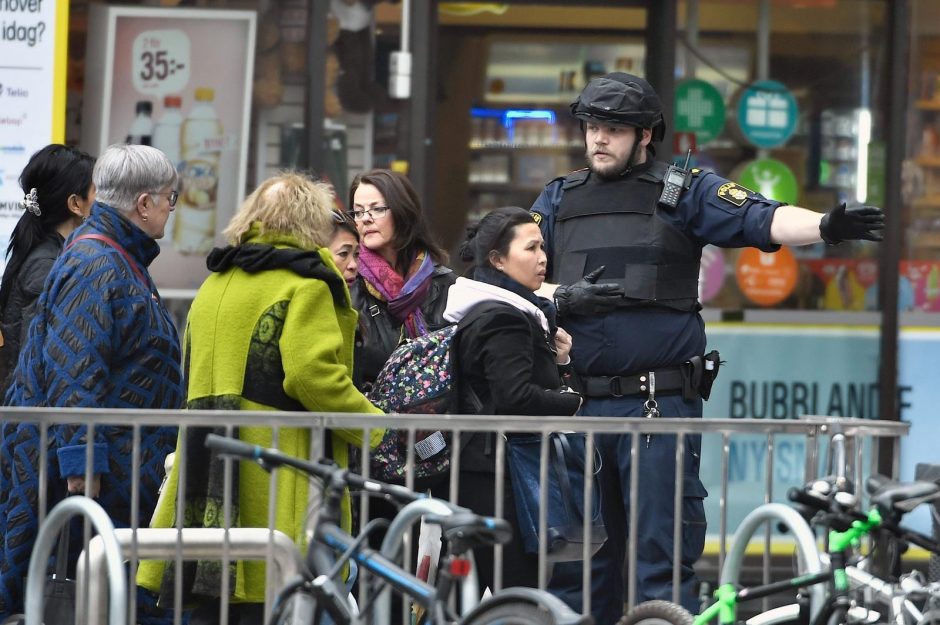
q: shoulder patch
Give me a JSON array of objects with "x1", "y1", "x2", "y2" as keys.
[
  {"x1": 529, "y1": 211, "x2": 543, "y2": 225},
  {"x1": 717, "y1": 182, "x2": 752, "y2": 207}
]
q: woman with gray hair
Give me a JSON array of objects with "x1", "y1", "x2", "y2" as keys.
[{"x1": 0, "y1": 144, "x2": 182, "y2": 620}]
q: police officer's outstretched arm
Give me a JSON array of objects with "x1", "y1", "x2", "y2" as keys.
[{"x1": 770, "y1": 202, "x2": 885, "y2": 246}]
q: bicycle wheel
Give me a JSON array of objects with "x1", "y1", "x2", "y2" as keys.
[
  {"x1": 619, "y1": 600, "x2": 695, "y2": 625},
  {"x1": 460, "y1": 601, "x2": 558, "y2": 625}
]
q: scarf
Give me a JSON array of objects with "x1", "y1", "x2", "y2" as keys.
[
  {"x1": 206, "y1": 243, "x2": 348, "y2": 306},
  {"x1": 358, "y1": 246, "x2": 435, "y2": 338},
  {"x1": 473, "y1": 266, "x2": 558, "y2": 337}
]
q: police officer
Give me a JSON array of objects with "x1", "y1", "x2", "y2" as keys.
[{"x1": 530, "y1": 72, "x2": 884, "y2": 624}]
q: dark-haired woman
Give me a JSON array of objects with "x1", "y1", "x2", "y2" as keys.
[
  {"x1": 328, "y1": 209, "x2": 361, "y2": 289},
  {"x1": 443, "y1": 206, "x2": 582, "y2": 594},
  {"x1": 347, "y1": 169, "x2": 456, "y2": 390},
  {"x1": 0, "y1": 144, "x2": 95, "y2": 394}
]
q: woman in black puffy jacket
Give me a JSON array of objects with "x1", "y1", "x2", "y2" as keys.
[{"x1": 442, "y1": 206, "x2": 582, "y2": 593}]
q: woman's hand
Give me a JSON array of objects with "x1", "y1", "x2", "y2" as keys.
[
  {"x1": 554, "y1": 327, "x2": 573, "y2": 364},
  {"x1": 67, "y1": 475, "x2": 101, "y2": 498}
]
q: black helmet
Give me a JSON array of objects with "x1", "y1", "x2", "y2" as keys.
[{"x1": 570, "y1": 72, "x2": 666, "y2": 142}]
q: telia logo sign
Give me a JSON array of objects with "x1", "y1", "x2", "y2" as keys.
[{"x1": 736, "y1": 80, "x2": 799, "y2": 148}]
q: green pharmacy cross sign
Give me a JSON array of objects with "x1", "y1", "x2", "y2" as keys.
[
  {"x1": 675, "y1": 79, "x2": 725, "y2": 145},
  {"x1": 736, "y1": 80, "x2": 799, "y2": 148}
]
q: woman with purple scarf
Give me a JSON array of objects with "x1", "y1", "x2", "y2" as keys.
[{"x1": 347, "y1": 169, "x2": 456, "y2": 391}]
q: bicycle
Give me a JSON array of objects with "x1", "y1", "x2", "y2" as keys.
[
  {"x1": 204, "y1": 434, "x2": 591, "y2": 625},
  {"x1": 618, "y1": 475, "x2": 940, "y2": 625}
]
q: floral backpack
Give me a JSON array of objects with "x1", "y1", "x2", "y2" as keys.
[{"x1": 367, "y1": 302, "x2": 504, "y2": 483}]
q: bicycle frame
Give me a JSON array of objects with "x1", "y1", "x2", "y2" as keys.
[
  {"x1": 207, "y1": 435, "x2": 486, "y2": 625},
  {"x1": 694, "y1": 508, "x2": 883, "y2": 625}
]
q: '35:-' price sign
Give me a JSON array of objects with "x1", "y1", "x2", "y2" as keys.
[{"x1": 131, "y1": 29, "x2": 190, "y2": 96}]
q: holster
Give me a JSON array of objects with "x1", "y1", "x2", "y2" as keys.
[{"x1": 681, "y1": 349, "x2": 722, "y2": 401}]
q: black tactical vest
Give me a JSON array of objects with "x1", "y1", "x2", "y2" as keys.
[{"x1": 552, "y1": 162, "x2": 703, "y2": 312}]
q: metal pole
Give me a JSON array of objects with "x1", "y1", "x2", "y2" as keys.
[
  {"x1": 305, "y1": 0, "x2": 329, "y2": 174},
  {"x1": 407, "y1": 0, "x2": 436, "y2": 210},
  {"x1": 878, "y1": 0, "x2": 907, "y2": 449},
  {"x1": 756, "y1": 0, "x2": 771, "y2": 160},
  {"x1": 757, "y1": 0, "x2": 770, "y2": 81},
  {"x1": 646, "y1": 0, "x2": 677, "y2": 157},
  {"x1": 684, "y1": 0, "x2": 700, "y2": 78}
]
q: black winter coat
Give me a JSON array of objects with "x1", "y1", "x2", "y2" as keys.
[
  {"x1": 457, "y1": 302, "x2": 581, "y2": 472},
  {"x1": 0, "y1": 234, "x2": 63, "y2": 395},
  {"x1": 351, "y1": 264, "x2": 456, "y2": 388}
]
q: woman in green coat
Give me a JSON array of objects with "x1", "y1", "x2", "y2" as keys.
[{"x1": 138, "y1": 173, "x2": 384, "y2": 624}]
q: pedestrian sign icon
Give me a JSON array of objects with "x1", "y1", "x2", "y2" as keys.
[
  {"x1": 675, "y1": 79, "x2": 725, "y2": 145},
  {"x1": 736, "y1": 158, "x2": 799, "y2": 205},
  {"x1": 736, "y1": 80, "x2": 799, "y2": 148}
]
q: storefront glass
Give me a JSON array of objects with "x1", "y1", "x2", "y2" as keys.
[
  {"x1": 685, "y1": 1, "x2": 888, "y2": 315},
  {"x1": 904, "y1": 1, "x2": 940, "y2": 316},
  {"x1": 430, "y1": 1, "x2": 892, "y2": 314}
]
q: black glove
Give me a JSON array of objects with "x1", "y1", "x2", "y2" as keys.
[
  {"x1": 554, "y1": 266, "x2": 624, "y2": 317},
  {"x1": 819, "y1": 203, "x2": 885, "y2": 245}
]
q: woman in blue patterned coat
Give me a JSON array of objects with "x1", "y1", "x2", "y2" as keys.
[{"x1": 0, "y1": 144, "x2": 183, "y2": 620}]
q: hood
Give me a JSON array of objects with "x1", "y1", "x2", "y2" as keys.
[{"x1": 443, "y1": 277, "x2": 548, "y2": 333}]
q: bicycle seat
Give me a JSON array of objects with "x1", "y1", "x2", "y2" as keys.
[
  {"x1": 868, "y1": 476, "x2": 940, "y2": 514},
  {"x1": 430, "y1": 512, "x2": 513, "y2": 549}
]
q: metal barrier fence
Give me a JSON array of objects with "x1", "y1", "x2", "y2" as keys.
[{"x1": 0, "y1": 408, "x2": 909, "y2": 625}]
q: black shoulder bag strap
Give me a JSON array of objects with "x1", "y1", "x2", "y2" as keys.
[
  {"x1": 552, "y1": 433, "x2": 582, "y2": 524},
  {"x1": 54, "y1": 518, "x2": 69, "y2": 580}
]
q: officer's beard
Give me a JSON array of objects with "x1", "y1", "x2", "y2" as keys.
[
  {"x1": 585, "y1": 132, "x2": 644, "y2": 180},
  {"x1": 585, "y1": 148, "x2": 632, "y2": 180}
]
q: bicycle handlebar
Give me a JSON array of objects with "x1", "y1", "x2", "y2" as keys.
[{"x1": 788, "y1": 480, "x2": 940, "y2": 557}]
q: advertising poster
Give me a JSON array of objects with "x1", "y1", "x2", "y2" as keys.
[
  {"x1": 0, "y1": 0, "x2": 68, "y2": 275},
  {"x1": 803, "y1": 258, "x2": 879, "y2": 311},
  {"x1": 700, "y1": 324, "x2": 880, "y2": 544},
  {"x1": 699, "y1": 324, "x2": 940, "y2": 542},
  {"x1": 82, "y1": 7, "x2": 255, "y2": 292}
]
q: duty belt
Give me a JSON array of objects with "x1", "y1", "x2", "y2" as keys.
[{"x1": 582, "y1": 367, "x2": 685, "y2": 399}]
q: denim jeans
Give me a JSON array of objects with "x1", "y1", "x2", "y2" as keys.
[{"x1": 548, "y1": 394, "x2": 708, "y2": 625}]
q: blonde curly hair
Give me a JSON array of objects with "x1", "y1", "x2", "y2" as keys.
[{"x1": 224, "y1": 172, "x2": 335, "y2": 249}]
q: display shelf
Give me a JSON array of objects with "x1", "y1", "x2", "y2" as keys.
[
  {"x1": 469, "y1": 182, "x2": 546, "y2": 193},
  {"x1": 469, "y1": 144, "x2": 582, "y2": 152},
  {"x1": 911, "y1": 231, "x2": 940, "y2": 249},
  {"x1": 916, "y1": 99, "x2": 940, "y2": 111}
]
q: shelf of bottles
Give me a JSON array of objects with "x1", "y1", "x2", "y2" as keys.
[{"x1": 466, "y1": 107, "x2": 584, "y2": 223}]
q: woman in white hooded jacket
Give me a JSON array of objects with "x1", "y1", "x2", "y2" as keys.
[{"x1": 442, "y1": 206, "x2": 582, "y2": 594}]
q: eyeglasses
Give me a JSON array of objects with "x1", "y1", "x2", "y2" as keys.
[
  {"x1": 151, "y1": 190, "x2": 179, "y2": 207},
  {"x1": 349, "y1": 206, "x2": 389, "y2": 222},
  {"x1": 331, "y1": 210, "x2": 351, "y2": 224}
]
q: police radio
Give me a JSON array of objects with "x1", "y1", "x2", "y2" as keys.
[{"x1": 659, "y1": 150, "x2": 693, "y2": 209}]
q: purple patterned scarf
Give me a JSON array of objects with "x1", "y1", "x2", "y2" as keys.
[{"x1": 358, "y1": 247, "x2": 435, "y2": 338}]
